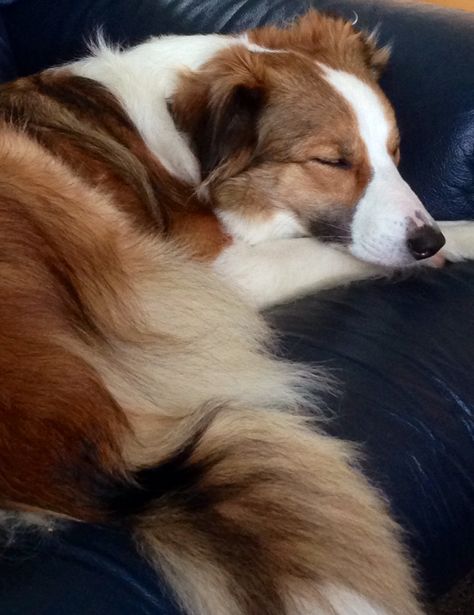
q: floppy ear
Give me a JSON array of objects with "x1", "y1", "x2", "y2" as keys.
[
  {"x1": 171, "y1": 53, "x2": 265, "y2": 181},
  {"x1": 196, "y1": 84, "x2": 264, "y2": 179}
]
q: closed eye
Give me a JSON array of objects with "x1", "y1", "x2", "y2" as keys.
[{"x1": 310, "y1": 157, "x2": 352, "y2": 170}]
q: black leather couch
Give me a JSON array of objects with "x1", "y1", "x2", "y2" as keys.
[{"x1": 0, "y1": 1, "x2": 473, "y2": 613}]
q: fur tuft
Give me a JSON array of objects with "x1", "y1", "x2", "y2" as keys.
[{"x1": 127, "y1": 406, "x2": 422, "y2": 615}]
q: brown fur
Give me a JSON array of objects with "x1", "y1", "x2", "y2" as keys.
[
  {"x1": 250, "y1": 11, "x2": 391, "y2": 78},
  {"x1": 0, "y1": 10, "x2": 423, "y2": 615}
]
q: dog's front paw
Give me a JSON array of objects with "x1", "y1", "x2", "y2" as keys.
[{"x1": 437, "y1": 221, "x2": 474, "y2": 263}]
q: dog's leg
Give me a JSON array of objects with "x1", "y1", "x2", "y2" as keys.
[
  {"x1": 437, "y1": 221, "x2": 474, "y2": 262},
  {"x1": 214, "y1": 238, "x2": 383, "y2": 309}
]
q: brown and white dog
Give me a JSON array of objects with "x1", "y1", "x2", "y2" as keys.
[{"x1": 0, "y1": 10, "x2": 473, "y2": 615}]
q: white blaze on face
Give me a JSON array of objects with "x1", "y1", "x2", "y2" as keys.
[{"x1": 319, "y1": 63, "x2": 439, "y2": 267}]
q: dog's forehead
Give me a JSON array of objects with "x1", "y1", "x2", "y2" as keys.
[
  {"x1": 257, "y1": 60, "x2": 361, "y2": 143},
  {"x1": 260, "y1": 54, "x2": 396, "y2": 148},
  {"x1": 318, "y1": 63, "x2": 395, "y2": 135},
  {"x1": 261, "y1": 58, "x2": 344, "y2": 114}
]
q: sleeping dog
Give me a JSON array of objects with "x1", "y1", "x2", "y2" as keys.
[{"x1": 0, "y1": 10, "x2": 472, "y2": 615}]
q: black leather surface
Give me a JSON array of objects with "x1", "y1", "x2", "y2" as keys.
[
  {"x1": 269, "y1": 262, "x2": 474, "y2": 596},
  {"x1": 0, "y1": 0, "x2": 473, "y2": 612},
  {"x1": 0, "y1": 13, "x2": 15, "y2": 82},
  {"x1": 0, "y1": 523, "x2": 183, "y2": 615}
]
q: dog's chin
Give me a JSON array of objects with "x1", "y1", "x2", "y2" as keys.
[{"x1": 349, "y1": 242, "x2": 418, "y2": 269}]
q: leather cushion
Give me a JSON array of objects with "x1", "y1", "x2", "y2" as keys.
[{"x1": 268, "y1": 262, "x2": 474, "y2": 596}]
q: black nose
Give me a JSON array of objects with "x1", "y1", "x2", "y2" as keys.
[{"x1": 407, "y1": 225, "x2": 446, "y2": 260}]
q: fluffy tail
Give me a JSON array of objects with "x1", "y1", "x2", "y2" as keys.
[{"x1": 110, "y1": 406, "x2": 423, "y2": 615}]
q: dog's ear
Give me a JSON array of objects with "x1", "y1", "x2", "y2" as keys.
[
  {"x1": 196, "y1": 83, "x2": 264, "y2": 180},
  {"x1": 171, "y1": 50, "x2": 266, "y2": 181}
]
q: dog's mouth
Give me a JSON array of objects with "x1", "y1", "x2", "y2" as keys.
[{"x1": 307, "y1": 208, "x2": 353, "y2": 246}]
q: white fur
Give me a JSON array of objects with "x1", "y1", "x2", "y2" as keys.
[
  {"x1": 438, "y1": 221, "x2": 474, "y2": 262},
  {"x1": 238, "y1": 33, "x2": 281, "y2": 54},
  {"x1": 291, "y1": 585, "x2": 393, "y2": 614},
  {"x1": 216, "y1": 220, "x2": 474, "y2": 308},
  {"x1": 319, "y1": 64, "x2": 438, "y2": 267},
  {"x1": 214, "y1": 237, "x2": 380, "y2": 309},
  {"x1": 321, "y1": 585, "x2": 392, "y2": 614},
  {"x1": 70, "y1": 33, "x2": 272, "y2": 186},
  {"x1": 216, "y1": 209, "x2": 306, "y2": 245}
]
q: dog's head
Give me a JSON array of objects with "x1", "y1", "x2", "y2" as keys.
[{"x1": 172, "y1": 11, "x2": 444, "y2": 267}]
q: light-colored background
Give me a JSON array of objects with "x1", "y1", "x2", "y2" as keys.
[{"x1": 423, "y1": 0, "x2": 472, "y2": 11}]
